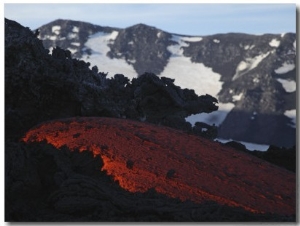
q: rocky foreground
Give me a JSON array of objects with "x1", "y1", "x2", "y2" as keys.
[
  {"x1": 6, "y1": 117, "x2": 296, "y2": 221},
  {"x1": 5, "y1": 18, "x2": 296, "y2": 222},
  {"x1": 22, "y1": 117, "x2": 296, "y2": 216}
]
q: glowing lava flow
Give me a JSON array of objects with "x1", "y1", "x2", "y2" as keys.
[{"x1": 22, "y1": 117, "x2": 295, "y2": 216}]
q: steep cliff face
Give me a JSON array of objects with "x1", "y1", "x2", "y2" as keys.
[{"x1": 37, "y1": 19, "x2": 296, "y2": 148}]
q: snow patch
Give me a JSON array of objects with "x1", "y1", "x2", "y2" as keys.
[
  {"x1": 276, "y1": 79, "x2": 296, "y2": 93},
  {"x1": 161, "y1": 35, "x2": 222, "y2": 97},
  {"x1": 45, "y1": 35, "x2": 57, "y2": 41},
  {"x1": 253, "y1": 77, "x2": 259, "y2": 83},
  {"x1": 274, "y1": 62, "x2": 295, "y2": 74},
  {"x1": 281, "y1": 33, "x2": 286, "y2": 38},
  {"x1": 128, "y1": 41, "x2": 134, "y2": 45},
  {"x1": 67, "y1": 33, "x2": 77, "y2": 40},
  {"x1": 215, "y1": 138, "x2": 269, "y2": 151},
  {"x1": 81, "y1": 31, "x2": 137, "y2": 79},
  {"x1": 250, "y1": 52, "x2": 270, "y2": 69},
  {"x1": 233, "y1": 52, "x2": 270, "y2": 80},
  {"x1": 237, "y1": 61, "x2": 248, "y2": 71},
  {"x1": 232, "y1": 93, "x2": 243, "y2": 101},
  {"x1": 52, "y1": 25, "x2": 61, "y2": 35},
  {"x1": 109, "y1": 31, "x2": 119, "y2": 40},
  {"x1": 284, "y1": 109, "x2": 296, "y2": 128},
  {"x1": 244, "y1": 44, "x2": 255, "y2": 50},
  {"x1": 293, "y1": 40, "x2": 296, "y2": 49},
  {"x1": 49, "y1": 47, "x2": 54, "y2": 54},
  {"x1": 186, "y1": 102, "x2": 235, "y2": 127},
  {"x1": 67, "y1": 47, "x2": 77, "y2": 54},
  {"x1": 181, "y1": 36, "x2": 203, "y2": 42},
  {"x1": 213, "y1": 39, "x2": 220, "y2": 43},
  {"x1": 157, "y1": 32, "x2": 162, "y2": 38},
  {"x1": 71, "y1": 42, "x2": 80, "y2": 47},
  {"x1": 72, "y1": 26, "x2": 79, "y2": 33},
  {"x1": 269, "y1": 39, "x2": 280, "y2": 47},
  {"x1": 244, "y1": 45, "x2": 250, "y2": 50},
  {"x1": 127, "y1": 58, "x2": 136, "y2": 64}
]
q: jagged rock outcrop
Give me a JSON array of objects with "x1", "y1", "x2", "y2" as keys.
[
  {"x1": 5, "y1": 18, "x2": 217, "y2": 140},
  {"x1": 37, "y1": 19, "x2": 296, "y2": 148},
  {"x1": 4, "y1": 18, "x2": 296, "y2": 222},
  {"x1": 5, "y1": 141, "x2": 295, "y2": 222}
]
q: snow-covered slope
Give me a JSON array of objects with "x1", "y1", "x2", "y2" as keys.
[{"x1": 37, "y1": 19, "x2": 296, "y2": 149}]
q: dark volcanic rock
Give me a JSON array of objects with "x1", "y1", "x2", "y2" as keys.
[
  {"x1": 4, "y1": 18, "x2": 296, "y2": 222},
  {"x1": 107, "y1": 23, "x2": 173, "y2": 75},
  {"x1": 5, "y1": 18, "x2": 217, "y2": 140},
  {"x1": 5, "y1": 141, "x2": 295, "y2": 222},
  {"x1": 36, "y1": 19, "x2": 296, "y2": 148}
]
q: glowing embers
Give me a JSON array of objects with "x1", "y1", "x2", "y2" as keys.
[{"x1": 22, "y1": 117, "x2": 295, "y2": 215}]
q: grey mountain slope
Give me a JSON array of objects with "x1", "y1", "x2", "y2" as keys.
[
  {"x1": 107, "y1": 23, "x2": 174, "y2": 75},
  {"x1": 37, "y1": 19, "x2": 296, "y2": 148}
]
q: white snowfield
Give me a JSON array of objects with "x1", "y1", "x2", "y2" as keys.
[
  {"x1": 160, "y1": 35, "x2": 222, "y2": 97},
  {"x1": 232, "y1": 52, "x2": 270, "y2": 80},
  {"x1": 77, "y1": 31, "x2": 296, "y2": 150},
  {"x1": 232, "y1": 92, "x2": 243, "y2": 101},
  {"x1": 185, "y1": 102, "x2": 235, "y2": 127},
  {"x1": 215, "y1": 138, "x2": 270, "y2": 151},
  {"x1": 284, "y1": 109, "x2": 296, "y2": 128},
  {"x1": 180, "y1": 36, "x2": 203, "y2": 42},
  {"x1": 67, "y1": 47, "x2": 77, "y2": 54},
  {"x1": 52, "y1": 25, "x2": 61, "y2": 35},
  {"x1": 269, "y1": 39, "x2": 280, "y2": 47},
  {"x1": 81, "y1": 31, "x2": 137, "y2": 79},
  {"x1": 274, "y1": 62, "x2": 295, "y2": 74},
  {"x1": 276, "y1": 78, "x2": 296, "y2": 93},
  {"x1": 243, "y1": 44, "x2": 255, "y2": 50},
  {"x1": 160, "y1": 35, "x2": 234, "y2": 131},
  {"x1": 72, "y1": 26, "x2": 79, "y2": 33}
]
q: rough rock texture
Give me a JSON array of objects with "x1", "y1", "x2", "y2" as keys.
[
  {"x1": 38, "y1": 19, "x2": 120, "y2": 59},
  {"x1": 5, "y1": 18, "x2": 296, "y2": 222},
  {"x1": 107, "y1": 23, "x2": 173, "y2": 75},
  {"x1": 5, "y1": 18, "x2": 217, "y2": 141},
  {"x1": 38, "y1": 19, "x2": 296, "y2": 148},
  {"x1": 6, "y1": 139, "x2": 294, "y2": 222},
  {"x1": 22, "y1": 117, "x2": 296, "y2": 217}
]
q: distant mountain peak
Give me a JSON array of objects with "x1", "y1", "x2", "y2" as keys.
[
  {"x1": 127, "y1": 23, "x2": 160, "y2": 30},
  {"x1": 36, "y1": 19, "x2": 296, "y2": 148}
]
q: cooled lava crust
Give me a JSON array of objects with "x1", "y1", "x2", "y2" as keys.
[{"x1": 22, "y1": 117, "x2": 295, "y2": 216}]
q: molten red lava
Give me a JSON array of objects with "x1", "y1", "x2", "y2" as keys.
[{"x1": 22, "y1": 117, "x2": 295, "y2": 215}]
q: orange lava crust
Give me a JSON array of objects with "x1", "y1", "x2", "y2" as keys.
[{"x1": 22, "y1": 117, "x2": 295, "y2": 215}]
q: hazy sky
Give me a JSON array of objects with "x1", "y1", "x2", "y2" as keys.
[{"x1": 4, "y1": 3, "x2": 296, "y2": 36}]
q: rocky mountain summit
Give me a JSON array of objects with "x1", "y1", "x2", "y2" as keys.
[{"x1": 37, "y1": 19, "x2": 296, "y2": 148}]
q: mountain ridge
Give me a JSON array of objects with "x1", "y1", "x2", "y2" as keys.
[
  {"x1": 36, "y1": 19, "x2": 296, "y2": 148},
  {"x1": 4, "y1": 18, "x2": 296, "y2": 222}
]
